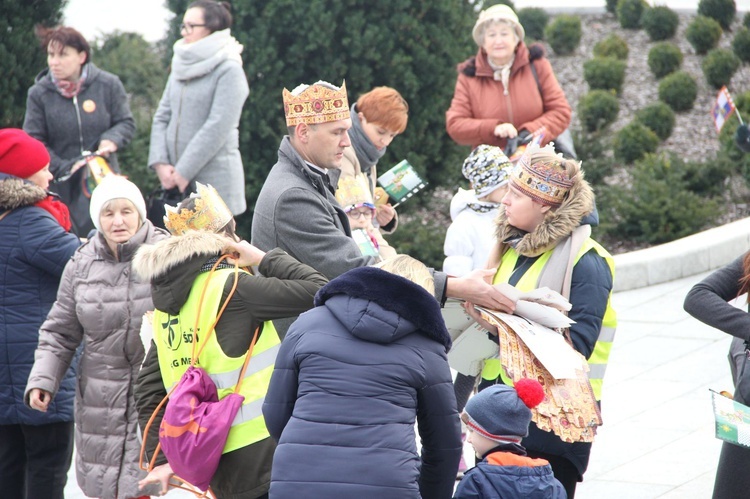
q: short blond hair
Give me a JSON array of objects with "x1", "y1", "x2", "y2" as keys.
[{"x1": 376, "y1": 255, "x2": 434, "y2": 296}]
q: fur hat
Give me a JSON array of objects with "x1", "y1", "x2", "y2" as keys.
[
  {"x1": 463, "y1": 379, "x2": 545, "y2": 444},
  {"x1": 472, "y1": 4, "x2": 525, "y2": 46},
  {"x1": 462, "y1": 145, "x2": 513, "y2": 198},
  {"x1": 0, "y1": 129, "x2": 51, "y2": 179},
  {"x1": 89, "y1": 175, "x2": 147, "y2": 231}
]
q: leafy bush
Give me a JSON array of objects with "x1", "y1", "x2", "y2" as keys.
[
  {"x1": 635, "y1": 102, "x2": 675, "y2": 141},
  {"x1": 599, "y1": 153, "x2": 719, "y2": 244},
  {"x1": 584, "y1": 57, "x2": 627, "y2": 94},
  {"x1": 593, "y1": 34, "x2": 629, "y2": 60},
  {"x1": 545, "y1": 15, "x2": 582, "y2": 55},
  {"x1": 617, "y1": 0, "x2": 648, "y2": 29},
  {"x1": 732, "y1": 27, "x2": 750, "y2": 63},
  {"x1": 702, "y1": 48, "x2": 741, "y2": 89},
  {"x1": 641, "y1": 6, "x2": 679, "y2": 40},
  {"x1": 518, "y1": 8, "x2": 549, "y2": 41},
  {"x1": 658, "y1": 71, "x2": 698, "y2": 112},
  {"x1": 686, "y1": 15, "x2": 723, "y2": 55},
  {"x1": 613, "y1": 122, "x2": 660, "y2": 163},
  {"x1": 648, "y1": 42, "x2": 683, "y2": 79},
  {"x1": 698, "y1": 0, "x2": 736, "y2": 30},
  {"x1": 578, "y1": 90, "x2": 620, "y2": 133}
]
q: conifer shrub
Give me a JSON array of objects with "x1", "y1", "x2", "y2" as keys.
[
  {"x1": 641, "y1": 6, "x2": 679, "y2": 40},
  {"x1": 578, "y1": 90, "x2": 620, "y2": 133},
  {"x1": 702, "y1": 48, "x2": 741, "y2": 89},
  {"x1": 606, "y1": 0, "x2": 618, "y2": 14},
  {"x1": 613, "y1": 122, "x2": 660, "y2": 163},
  {"x1": 617, "y1": 0, "x2": 648, "y2": 29},
  {"x1": 732, "y1": 27, "x2": 750, "y2": 63},
  {"x1": 584, "y1": 57, "x2": 626, "y2": 95},
  {"x1": 545, "y1": 15, "x2": 582, "y2": 55},
  {"x1": 648, "y1": 42, "x2": 683, "y2": 79},
  {"x1": 686, "y1": 15, "x2": 723, "y2": 54},
  {"x1": 575, "y1": 130, "x2": 614, "y2": 186},
  {"x1": 518, "y1": 8, "x2": 549, "y2": 41},
  {"x1": 698, "y1": 0, "x2": 736, "y2": 30},
  {"x1": 744, "y1": 12, "x2": 750, "y2": 28},
  {"x1": 658, "y1": 71, "x2": 698, "y2": 111},
  {"x1": 635, "y1": 102, "x2": 675, "y2": 141},
  {"x1": 599, "y1": 153, "x2": 719, "y2": 244},
  {"x1": 593, "y1": 34, "x2": 629, "y2": 60}
]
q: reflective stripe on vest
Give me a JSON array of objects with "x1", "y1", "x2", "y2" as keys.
[
  {"x1": 482, "y1": 238, "x2": 617, "y2": 400},
  {"x1": 153, "y1": 267, "x2": 280, "y2": 453}
]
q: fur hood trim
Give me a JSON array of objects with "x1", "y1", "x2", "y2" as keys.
[
  {"x1": 315, "y1": 267, "x2": 452, "y2": 352},
  {"x1": 133, "y1": 230, "x2": 233, "y2": 281},
  {"x1": 0, "y1": 175, "x2": 47, "y2": 210},
  {"x1": 494, "y1": 172, "x2": 595, "y2": 257},
  {"x1": 458, "y1": 42, "x2": 544, "y2": 77}
]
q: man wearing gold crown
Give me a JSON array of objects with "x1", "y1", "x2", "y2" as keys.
[
  {"x1": 133, "y1": 183, "x2": 328, "y2": 498},
  {"x1": 252, "y1": 80, "x2": 515, "y2": 337}
]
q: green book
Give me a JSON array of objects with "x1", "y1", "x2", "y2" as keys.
[
  {"x1": 376, "y1": 160, "x2": 427, "y2": 207},
  {"x1": 712, "y1": 389, "x2": 750, "y2": 448}
]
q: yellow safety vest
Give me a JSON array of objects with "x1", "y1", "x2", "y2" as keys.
[
  {"x1": 482, "y1": 238, "x2": 617, "y2": 400},
  {"x1": 153, "y1": 267, "x2": 280, "y2": 453}
]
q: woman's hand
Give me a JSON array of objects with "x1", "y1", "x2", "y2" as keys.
[
  {"x1": 28, "y1": 388, "x2": 52, "y2": 412},
  {"x1": 225, "y1": 240, "x2": 266, "y2": 267},
  {"x1": 494, "y1": 123, "x2": 518, "y2": 139},
  {"x1": 173, "y1": 170, "x2": 191, "y2": 193},
  {"x1": 463, "y1": 301, "x2": 499, "y2": 336},
  {"x1": 154, "y1": 163, "x2": 177, "y2": 189},
  {"x1": 139, "y1": 463, "x2": 174, "y2": 496},
  {"x1": 97, "y1": 139, "x2": 118, "y2": 157},
  {"x1": 376, "y1": 204, "x2": 396, "y2": 227}
]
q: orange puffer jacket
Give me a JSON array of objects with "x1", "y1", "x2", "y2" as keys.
[{"x1": 446, "y1": 43, "x2": 571, "y2": 149}]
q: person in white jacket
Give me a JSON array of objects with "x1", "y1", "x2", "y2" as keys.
[{"x1": 443, "y1": 145, "x2": 512, "y2": 277}]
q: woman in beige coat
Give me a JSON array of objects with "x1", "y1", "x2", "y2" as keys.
[{"x1": 26, "y1": 175, "x2": 168, "y2": 499}]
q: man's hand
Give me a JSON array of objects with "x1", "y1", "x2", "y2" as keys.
[
  {"x1": 139, "y1": 463, "x2": 174, "y2": 496},
  {"x1": 28, "y1": 388, "x2": 52, "y2": 412},
  {"x1": 225, "y1": 240, "x2": 266, "y2": 267},
  {"x1": 446, "y1": 268, "x2": 516, "y2": 313}
]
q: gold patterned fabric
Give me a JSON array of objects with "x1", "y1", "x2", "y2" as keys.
[{"x1": 282, "y1": 81, "x2": 350, "y2": 126}]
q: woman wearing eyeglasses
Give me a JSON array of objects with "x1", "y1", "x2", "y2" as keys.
[{"x1": 148, "y1": 0, "x2": 249, "y2": 218}]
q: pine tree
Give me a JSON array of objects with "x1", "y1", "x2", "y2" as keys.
[{"x1": 0, "y1": 0, "x2": 64, "y2": 127}]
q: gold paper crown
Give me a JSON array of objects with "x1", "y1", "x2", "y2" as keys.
[
  {"x1": 282, "y1": 80, "x2": 350, "y2": 126},
  {"x1": 164, "y1": 182, "x2": 233, "y2": 235},
  {"x1": 335, "y1": 174, "x2": 374, "y2": 211}
]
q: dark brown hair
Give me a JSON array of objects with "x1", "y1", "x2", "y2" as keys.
[
  {"x1": 35, "y1": 25, "x2": 91, "y2": 64},
  {"x1": 188, "y1": 0, "x2": 233, "y2": 32}
]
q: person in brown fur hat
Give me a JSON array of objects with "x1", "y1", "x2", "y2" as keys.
[{"x1": 464, "y1": 144, "x2": 616, "y2": 498}]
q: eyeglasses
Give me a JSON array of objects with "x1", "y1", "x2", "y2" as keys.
[
  {"x1": 180, "y1": 22, "x2": 207, "y2": 34},
  {"x1": 348, "y1": 209, "x2": 373, "y2": 219}
]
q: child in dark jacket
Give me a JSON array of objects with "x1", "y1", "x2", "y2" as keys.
[{"x1": 454, "y1": 379, "x2": 566, "y2": 498}]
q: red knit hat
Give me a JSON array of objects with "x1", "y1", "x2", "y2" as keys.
[{"x1": 0, "y1": 129, "x2": 51, "y2": 179}]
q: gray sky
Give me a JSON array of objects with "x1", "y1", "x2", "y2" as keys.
[{"x1": 63, "y1": 0, "x2": 173, "y2": 43}]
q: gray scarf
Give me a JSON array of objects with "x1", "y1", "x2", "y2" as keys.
[
  {"x1": 348, "y1": 103, "x2": 386, "y2": 175},
  {"x1": 171, "y1": 29, "x2": 243, "y2": 81}
]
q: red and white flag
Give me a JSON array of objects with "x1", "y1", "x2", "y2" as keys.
[{"x1": 712, "y1": 86, "x2": 736, "y2": 133}]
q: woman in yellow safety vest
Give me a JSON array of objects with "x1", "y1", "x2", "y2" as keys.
[
  {"x1": 132, "y1": 183, "x2": 327, "y2": 498},
  {"x1": 465, "y1": 144, "x2": 616, "y2": 498}
]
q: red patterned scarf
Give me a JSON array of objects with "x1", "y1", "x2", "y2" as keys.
[{"x1": 50, "y1": 64, "x2": 88, "y2": 99}]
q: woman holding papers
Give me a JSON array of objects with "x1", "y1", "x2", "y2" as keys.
[
  {"x1": 684, "y1": 254, "x2": 750, "y2": 499},
  {"x1": 466, "y1": 143, "x2": 616, "y2": 498}
]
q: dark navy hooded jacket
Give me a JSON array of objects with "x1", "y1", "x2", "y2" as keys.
[
  {"x1": 0, "y1": 172, "x2": 81, "y2": 425},
  {"x1": 262, "y1": 266, "x2": 463, "y2": 499}
]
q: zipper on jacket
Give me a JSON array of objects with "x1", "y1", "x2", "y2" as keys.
[{"x1": 72, "y1": 95, "x2": 85, "y2": 155}]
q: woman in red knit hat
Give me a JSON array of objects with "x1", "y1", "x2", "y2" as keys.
[{"x1": 0, "y1": 128, "x2": 81, "y2": 499}]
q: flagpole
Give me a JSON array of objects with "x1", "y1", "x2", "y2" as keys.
[{"x1": 736, "y1": 108, "x2": 745, "y2": 125}]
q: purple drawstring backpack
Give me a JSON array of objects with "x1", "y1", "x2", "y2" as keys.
[{"x1": 140, "y1": 256, "x2": 260, "y2": 496}]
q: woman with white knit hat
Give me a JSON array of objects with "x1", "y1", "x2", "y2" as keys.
[{"x1": 25, "y1": 175, "x2": 169, "y2": 499}]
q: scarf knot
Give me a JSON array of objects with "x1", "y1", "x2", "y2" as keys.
[{"x1": 51, "y1": 64, "x2": 89, "y2": 99}]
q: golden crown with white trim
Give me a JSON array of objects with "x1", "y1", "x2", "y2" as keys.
[
  {"x1": 282, "y1": 80, "x2": 350, "y2": 126},
  {"x1": 164, "y1": 182, "x2": 233, "y2": 235}
]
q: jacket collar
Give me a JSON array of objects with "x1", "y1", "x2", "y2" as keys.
[
  {"x1": 315, "y1": 266, "x2": 452, "y2": 352},
  {"x1": 472, "y1": 43, "x2": 530, "y2": 78},
  {"x1": 0, "y1": 174, "x2": 47, "y2": 210},
  {"x1": 35, "y1": 62, "x2": 102, "y2": 92},
  {"x1": 494, "y1": 174, "x2": 595, "y2": 257},
  {"x1": 278, "y1": 136, "x2": 333, "y2": 198}
]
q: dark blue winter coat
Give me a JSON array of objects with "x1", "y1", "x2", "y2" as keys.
[
  {"x1": 454, "y1": 450, "x2": 567, "y2": 498},
  {"x1": 0, "y1": 173, "x2": 81, "y2": 425},
  {"x1": 262, "y1": 266, "x2": 463, "y2": 499}
]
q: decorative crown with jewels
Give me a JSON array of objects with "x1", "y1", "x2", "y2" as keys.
[
  {"x1": 163, "y1": 182, "x2": 233, "y2": 235},
  {"x1": 282, "y1": 80, "x2": 350, "y2": 127}
]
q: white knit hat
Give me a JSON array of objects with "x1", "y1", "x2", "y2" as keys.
[
  {"x1": 89, "y1": 175, "x2": 147, "y2": 231},
  {"x1": 472, "y1": 4, "x2": 525, "y2": 46}
]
